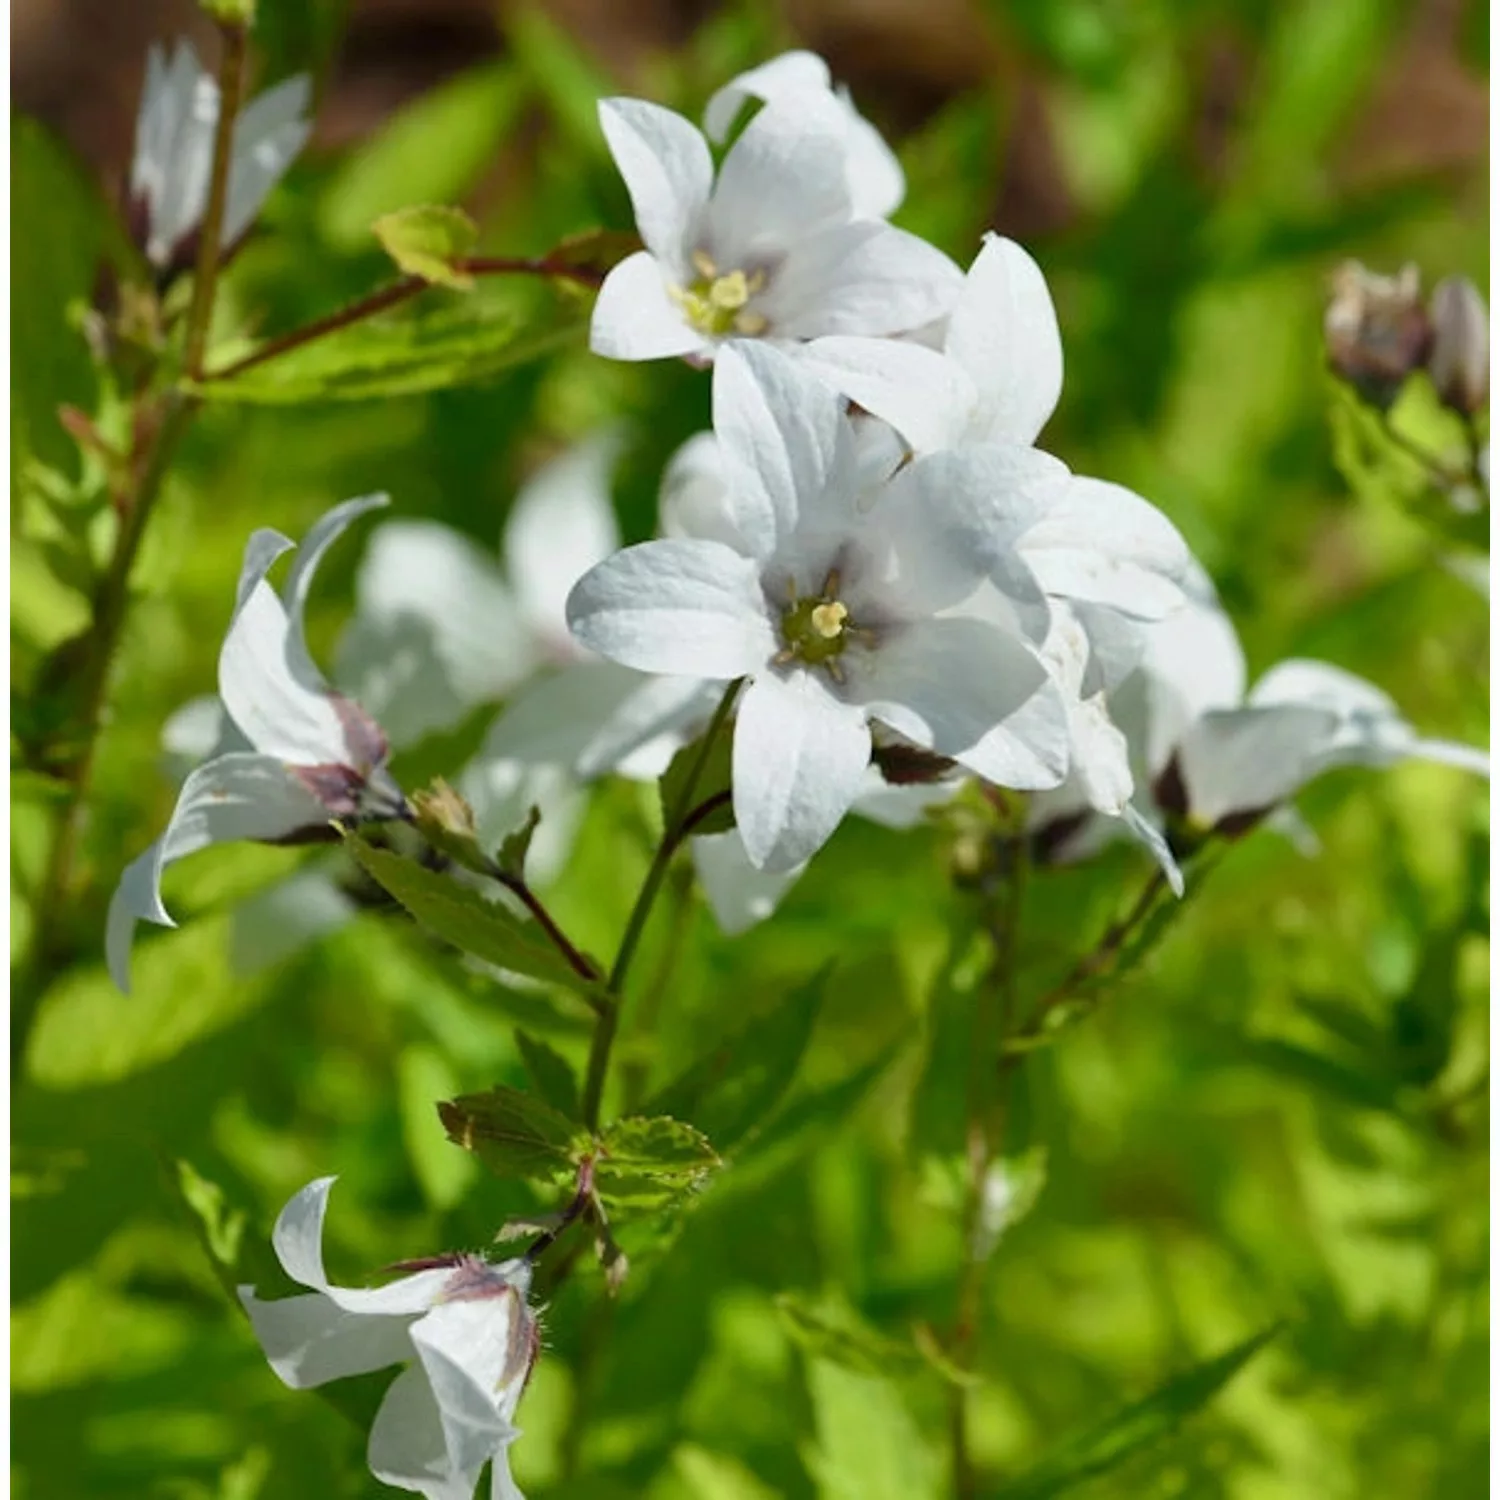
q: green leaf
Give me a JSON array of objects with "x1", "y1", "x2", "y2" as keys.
[
  {"x1": 774, "y1": 1293, "x2": 921, "y2": 1380},
  {"x1": 806, "y1": 1357, "x2": 942, "y2": 1500},
  {"x1": 999, "y1": 1325, "x2": 1283, "y2": 1500},
  {"x1": 644, "y1": 965, "x2": 828, "y2": 1153},
  {"x1": 516, "y1": 1031, "x2": 581, "y2": 1121},
  {"x1": 319, "y1": 62, "x2": 527, "y2": 249},
  {"x1": 659, "y1": 713, "x2": 735, "y2": 834},
  {"x1": 503, "y1": 8, "x2": 616, "y2": 160},
  {"x1": 498, "y1": 805, "x2": 543, "y2": 882},
  {"x1": 372, "y1": 205, "x2": 479, "y2": 289},
  {"x1": 398, "y1": 1045, "x2": 475, "y2": 1210},
  {"x1": 749, "y1": 1039, "x2": 905, "y2": 1162},
  {"x1": 195, "y1": 283, "x2": 585, "y2": 404},
  {"x1": 593, "y1": 1115, "x2": 720, "y2": 1215},
  {"x1": 12, "y1": 117, "x2": 110, "y2": 478},
  {"x1": 345, "y1": 835, "x2": 599, "y2": 1000},
  {"x1": 439, "y1": 1084, "x2": 587, "y2": 1185}
]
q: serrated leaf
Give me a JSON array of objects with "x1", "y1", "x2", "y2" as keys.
[
  {"x1": 373, "y1": 205, "x2": 478, "y2": 289},
  {"x1": 195, "y1": 285, "x2": 584, "y2": 404},
  {"x1": 346, "y1": 835, "x2": 599, "y2": 999},
  {"x1": 439, "y1": 1085, "x2": 587, "y2": 1184},
  {"x1": 1000, "y1": 1324, "x2": 1283, "y2": 1500},
  {"x1": 516, "y1": 1031, "x2": 580, "y2": 1121},
  {"x1": 593, "y1": 1115, "x2": 720, "y2": 1215},
  {"x1": 644, "y1": 965, "x2": 828, "y2": 1153}
]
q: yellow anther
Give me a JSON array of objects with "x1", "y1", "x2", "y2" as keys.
[
  {"x1": 691, "y1": 249, "x2": 718, "y2": 280},
  {"x1": 735, "y1": 310, "x2": 769, "y2": 336},
  {"x1": 810, "y1": 601, "x2": 849, "y2": 639},
  {"x1": 708, "y1": 270, "x2": 751, "y2": 311}
]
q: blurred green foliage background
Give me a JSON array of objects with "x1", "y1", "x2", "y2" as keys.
[{"x1": 11, "y1": 0, "x2": 1489, "y2": 1496}]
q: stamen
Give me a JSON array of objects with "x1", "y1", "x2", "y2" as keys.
[
  {"x1": 810, "y1": 601, "x2": 849, "y2": 639},
  {"x1": 691, "y1": 248, "x2": 717, "y2": 280}
]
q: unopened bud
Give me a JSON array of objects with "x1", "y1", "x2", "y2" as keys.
[
  {"x1": 1323, "y1": 260, "x2": 1431, "y2": 410},
  {"x1": 1426, "y1": 274, "x2": 1488, "y2": 416}
]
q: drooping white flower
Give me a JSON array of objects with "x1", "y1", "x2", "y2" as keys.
[
  {"x1": 590, "y1": 93, "x2": 968, "y2": 448},
  {"x1": 702, "y1": 50, "x2": 905, "y2": 219},
  {"x1": 239, "y1": 1177, "x2": 537, "y2": 1500},
  {"x1": 106, "y1": 496, "x2": 400, "y2": 992},
  {"x1": 130, "y1": 39, "x2": 312, "y2": 276},
  {"x1": 567, "y1": 342, "x2": 1070, "y2": 872}
]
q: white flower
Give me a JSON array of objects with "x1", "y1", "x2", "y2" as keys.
[
  {"x1": 130, "y1": 39, "x2": 312, "y2": 275},
  {"x1": 590, "y1": 93, "x2": 967, "y2": 448},
  {"x1": 107, "y1": 496, "x2": 400, "y2": 992},
  {"x1": 567, "y1": 342, "x2": 1070, "y2": 872},
  {"x1": 239, "y1": 1177, "x2": 536, "y2": 1500},
  {"x1": 702, "y1": 50, "x2": 905, "y2": 219}
]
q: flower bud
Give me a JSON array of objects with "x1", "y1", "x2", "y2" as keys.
[
  {"x1": 1323, "y1": 260, "x2": 1431, "y2": 410},
  {"x1": 1426, "y1": 274, "x2": 1489, "y2": 417}
]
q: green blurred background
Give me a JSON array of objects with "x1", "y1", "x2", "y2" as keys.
[{"x1": 12, "y1": 1, "x2": 1489, "y2": 1496}]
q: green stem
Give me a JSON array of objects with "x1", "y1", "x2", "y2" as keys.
[
  {"x1": 579, "y1": 679, "x2": 742, "y2": 1129},
  {"x1": 183, "y1": 23, "x2": 248, "y2": 380}
]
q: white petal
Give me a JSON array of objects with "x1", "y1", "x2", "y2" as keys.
[
  {"x1": 704, "y1": 95, "x2": 851, "y2": 264},
  {"x1": 797, "y1": 336, "x2": 977, "y2": 454},
  {"x1": 1248, "y1": 659, "x2": 1397, "y2": 716},
  {"x1": 223, "y1": 74, "x2": 312, "y2": 249},
  {"x1": 849, "y1": 617, "x2": 1052, "y2": 767},
  {"x1": 955, "y1": 670, "x2": 1072, "y2": 790},
  {"x1": 837, "y1": 86, "x2": 907, "y2": 219},
  {"x1": 1119, "y1": 803, "x2": 1184, "y2": 896},
  {"x1": 597, "y1": 97, "x2": 712, "y2": 270},
  {"x1": 460, "y1": 758, "x2": 584, "y2": 886},
  {"x1": 703, "y1": 51, "x2": 832, "y2": 141},
  {"x1": 732, "y1": 669, "x2": 870, "y2": 871},
  {"x1": 945, "y1": 234, "x2": 1064, "y2": 445},
  {"x1": 504, "y1": 434, "x2": 622, "y2": 648},
  {"x1": 480, "y1": 661, "x2": 653, "y2": 770},
  {"x1": 713, "y1": 342, "x2": 847, "y2": 560},
  {"x1": 1019, "y1": 477, "x2": 1191, "y2": 618},
  {"x1": 105, "y1": 752, "x2": 328, "y2": 993},
  {"x1": 282, "y1": 494, "x2": 390, "y2": 682},
  {"x1": 1177, "y1": 704, "x2": 1342, "y2": 825},
  {"x1": 139, "y1": 42, "x2": 218, "y2": 265},
  {"x1": 853, "y1": 770, "x2": 959, "y2": 829},
  {"x1": 1069, "y1": 601, "x2": 1148, "y2": 695},
  {"x1": 368, "y1": 1362, "x2": 479, "y2": 1500},
  {"x1": 1405, "y1": 737, "x2": 1490, "y2": 777},
  {"x1": 660, "y1": 432, "x2": 750, "y2": 554},
  {"x1": 763, "y1": 222, "x2": 962, "y2": 340},
  {"x1": 573, "y1": 672, "x2": 718, "y2": 780},
  {"x1": 691, "y1": 829, "x2": 805, "y2": 934},
  {"x1": 410, "y1": 1296, "x2": 526, "y2": 1479},
  {"x1": 590, "y1": 251, "x2": 710, "y2": 362},
  {"x1": 238, "y1": 1286, "x2": 415, "y2": 1390},
  {"x1": 567, "y1": 539, "x2": 776, "y2": 677}
]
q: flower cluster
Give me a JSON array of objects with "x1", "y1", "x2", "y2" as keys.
[{"x1": 107, "y1": 41, "x2": 1488, "y2": 1500}]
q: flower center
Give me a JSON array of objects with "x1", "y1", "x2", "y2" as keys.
[
  {"x1": 669, "y1": 250, "x2": 769, "y2": 337},
  {"x1": 777, "y1": 571, "x2": 865, "y2": 680}
]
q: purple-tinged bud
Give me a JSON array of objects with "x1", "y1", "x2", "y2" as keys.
[
  {"x1": 1323, "y1": 260, "x2": 1431, "y2": 410},
  {"x1": 1426, "y1": 274, "x2": 1489, "y2": 417}
]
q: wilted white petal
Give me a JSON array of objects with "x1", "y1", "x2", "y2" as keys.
[
  {"x1": 504, "y1": 435, "x2": 623, "y2": 650},
  {"x1": 691, "y1": 829, "x2": 806, "y2": 934},
  {"x1": 1120, "y1": 803, "x2": 1184, "y2": 895},
  {"x1": 597, "y1": 98, "x2": 712, "y2": 270},
  {"x1": 282, "y1": 494, "x2": 390, "y2": 680},
  {"x1": 591, "y1": 251, "x2": 712, "y2": 361},
  {"x1": 945, "y1": 234, "x2": 1063, "y2": 445},
  {"x1": 567, "y1": 539, "x2": 777, "y2": 678},
  {"x1": 238, "y1": 1287, "x2": 416, "y2": 1390},
  {"x1": 106, "y1": 752, "x2": 328, "y2": 993},
  {"x1": 732, "y1": 669, "x2": 870, "y2": 870}
]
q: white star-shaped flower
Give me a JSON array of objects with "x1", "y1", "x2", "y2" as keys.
[
  {"x1": 239, "y1": 1177, "x2": 537, "y2": 1500},
  {"x1": 567, "y1": 342, "x2": 1070, "y2": 872},
  {"x1": 589, "y1": 92, "x2": 968, "y2": 449},
  {"x1": 106, "y1": 496, "x2": 400, "y2": 992},
  {"x1": 129, "y1": 39, "x2": 312, "y2": 277}
]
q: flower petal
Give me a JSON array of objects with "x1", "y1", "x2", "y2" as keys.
[
  {"x1": 238, "y1": 1286, "x2": 416, "y2": 1390},
  {"x1": 732, "y1": 668, "x2": 871, "y2": 871},
  {"x1": 691, "y1": 829, "x2": 806, "y2": 934},
  {"x1": 660, "y1": 431, "x2": 751, "y2": 554},
  {"x1": 106, "y1": 751, "x2": 328, "y2": 993},
  {"x1": 712, "y1": 341, "x2": 848, "y2": 560},
  {"x1": 597, "y1": 97, "x2": 712, "y2": 269},
  {"x1": 945, "y1": 234, "x2": 1064, "y2": 445},
  {"x1": 504, "y1": 434, "x2": 622, "y2": 650},
  {"x1": 223, "y1": 74, "x2": 312, "y2": 249},
  {"x1": 368, "y1": 1362, "x2": 480, "y2": 1500},
  {"x1": 704, "y1": 95, "x2": 851, "y2": 263},
  {"x1": 567, "y1": 539, "x2": 776, "y2": 677},
  {"x1": 282, "y1": 494, "x2": 390, "y2": 682},
  {"x1": 703, "y1": 51, "x2": 832, "y2": 141},
  {"x1": 763, "y1": 221, "x2": 962, "y2": 340},
  {"x1": 590, "y1": 250, "x2": 710, "y2": 362},
  {"x1": 1178, "y1": 704, "x2": 1342, "y2": 825},
  {"x1": 797, "y1": 336, "x2": 977, "y2": 454}
]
